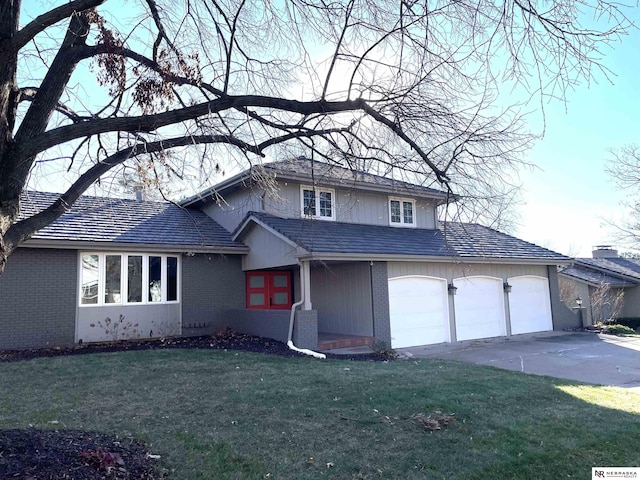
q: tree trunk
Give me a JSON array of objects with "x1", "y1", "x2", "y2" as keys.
[{"x1": 0, "y1": 0, "x2": 21, "y2": 276}]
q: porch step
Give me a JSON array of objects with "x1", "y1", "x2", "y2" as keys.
[{"x1": 318, "y1": 334, "x2": 375, "y2": 351}]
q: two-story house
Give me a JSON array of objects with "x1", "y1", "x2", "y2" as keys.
[{"x1": 0, "y1": 157, "x2": 575, "y2": 352}]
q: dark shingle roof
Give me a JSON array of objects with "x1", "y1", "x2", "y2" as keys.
[
  {"x1": 19, "y1": 191, "x2": 246, "y2": 251},
  {"x1": 241, "y1": 212, "x2": 568, "y2": 261},
  {"x1": 182, "y1": 157, "x2": 448, "y2": 207},
  {"x1": 574, "y1": 257, "x2": 640, "y2": 281},
  {"x1": 559, "y1": 265, "x2": 636, "y2": 287},
  {"x1": 262, "y1": 157, "x2": 447, "y2": 198}
]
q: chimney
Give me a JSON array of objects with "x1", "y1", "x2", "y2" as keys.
[
  {"x1": 133, "y1": 186, "x2": 143, "y2": 201},
  {"x1": 592, "y1": 245, "x2": 618, "y2": 258}
]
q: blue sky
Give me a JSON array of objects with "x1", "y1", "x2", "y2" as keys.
[{"x1": 514, "y1": 13, "x2": 640, "y2": 258}]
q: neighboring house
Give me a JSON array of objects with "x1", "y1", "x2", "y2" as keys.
[
  {"x1": 1, "y1": 157, "x2": 574, "y2": 351},
  {"x1": 559, "y1": 246, "x2": 640, "y2": 325}
]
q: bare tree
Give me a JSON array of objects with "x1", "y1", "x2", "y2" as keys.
[
  {"x1": 0, "y1": 0, "x2": 635, "y2": 274},
  {"x1": 558, "y1": 275, "x2": 581, "y2": 310},
  {"x1": 590, "y1": 283, "x2": 624, "y2": 323},
  {"x1": 606, "y1": 145, "x2": 640, "y2": 247}
]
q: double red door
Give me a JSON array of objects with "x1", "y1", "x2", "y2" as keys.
[{"x1": 246, "y1": 271, "x2": 292, "y2": 309}]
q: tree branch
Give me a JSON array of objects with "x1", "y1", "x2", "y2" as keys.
[
  {"x1": 12, "y1": 0, "x2": 105, "y2": 51},
  {"x1": 19, "y1": 87, "x2": 88, "y2": 122},
  {"x1": 18, "y1": 96, "x2": 370, "y2": 160}
]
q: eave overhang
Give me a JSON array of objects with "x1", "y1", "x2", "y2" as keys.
[{"x1": 21, "y1": 239, "x2": 249, "y2": 255}]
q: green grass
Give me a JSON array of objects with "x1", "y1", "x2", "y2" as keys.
[{"x1": 1, "y1": 350, "x2": 639, "y2": 479}]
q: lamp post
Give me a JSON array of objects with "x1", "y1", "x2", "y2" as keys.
[{"x1": 575, "y1": 297, "x2": 584, "y2": 327}]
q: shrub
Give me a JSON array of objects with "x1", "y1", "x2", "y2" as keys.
[
  {"x1": 370, "y1": 341, "x2": 397, "y2": 360},
  {"x1": 606, "y1": 324, "x2": 637, "y2": 336},
  {"x1": 610, "y1": 317, "x2": 640, "y2": 330}
]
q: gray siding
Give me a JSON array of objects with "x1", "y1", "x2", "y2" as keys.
[
  {"x1": 202, "y1": 180, "x2": 439, "y2": 232},
  {"x1": 181, "y1": 253, "x2": 246, "y2": 335},
  {"x1": 547, "y1": 267, "x2": 581, "y2": 330},
  {"x1": 0, "y1": 248, "x2": 77, "y2": 349},
  {"x1": 263, "y1": 182, "x2": 299, "y2": 217},
  {"x1": 264, "y1": 183, "x2": 438, "y2": 229},
  {"x1": 202, "y1": 189, "x2": 262, "y2": 232},
  {"x1": 241, "y1": 225, "x2": 299, "y2": 270},
  {"x1": 620, "y1": 285, "x2": 640, "y2": 318},
  {"x1": 387, "y1": 262, "x2": 548, "y2": 281},
  {"x1": 311, "y1": 262, "x2": 373, "y2": 336}
]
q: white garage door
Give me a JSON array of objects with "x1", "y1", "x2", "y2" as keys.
[
  {"x1": 388, "y1": 276, "x2": 449, "y2": 348},
  {"x1": 508, "y1": 276, "x2": 553, "y2": 335},
  {"x1": 454, "y1": 276, "x2": 506, "y2": 341}
]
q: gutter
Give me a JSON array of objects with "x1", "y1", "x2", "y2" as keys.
[
  {"x1": 287, "y1": 261, "x2": 326, "y2": 359},
  {"x1": 294, "y1": 251, "x2": 572, "y2": 266},
  {"x1": 21, "y1": 239, "x2": 249, "y2": 255}
]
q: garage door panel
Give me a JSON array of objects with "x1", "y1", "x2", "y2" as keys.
[
  {"x1": 388, "y1": 276, "x2": 449, "y2": 348},
  {"x1": 454, "y1": 276, "x2": 505, "y2": 341},
  {"x1": 508, "y1": 276, "x2": 553, "y2": 335}
]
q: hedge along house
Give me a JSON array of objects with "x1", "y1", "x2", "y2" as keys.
[
  {"x1": 0, "y1": 191, "x2": 248, "y2": 350},
  {"x1": 182, "y1": 158, "x2": 576, "y2": 350}
]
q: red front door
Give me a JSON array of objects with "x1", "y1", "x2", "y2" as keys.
[{"x1": 246, "y1": 271, "x2": 292, "y2": 310}]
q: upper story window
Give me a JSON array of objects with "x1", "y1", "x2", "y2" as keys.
[
  {"x1": 79, "y1": 253, "x2": 179, "y2": 306},
  {"x1": 389, "y1": 197, "x2": 416, "y2": 227},
  {"x1": 301, "y1": 185, "x2": 335, "y2": 220}
]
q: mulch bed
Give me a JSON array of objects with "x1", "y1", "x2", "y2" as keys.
[
  {"x1": 0, "y1": 330, "x2": 390, "y2": 363},
  {"x1": 0, "y1": 429, "x2": 160, "y2": 479},
  {"x1": 0, "y1": 330, "x2": 392, "y2": 479}
]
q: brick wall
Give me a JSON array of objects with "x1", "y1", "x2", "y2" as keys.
[
  {"x1": 0, "y1": 248, "x2": 77, "y2": 349},
  {"x1": 293, "y1": 309, "x2": 318, "y2": 350},
  {"x1": 181, "y1": 253, "x2": 246, "y2": 335},
  {"x1": 223, "y1": 308, "x2": 291, "y2": 341},
  {"x1": 371, "y1": 261, "x2": 391, "y2": 345},
  {"x1": 222, "y1": 308, "x2": 319, "y2": 350}
]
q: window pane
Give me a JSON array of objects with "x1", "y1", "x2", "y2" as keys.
[
  {"x1": 249, "y1": 274, "x2": 264, "y2": 288},
  {"x1": 272, "y1": 292, "x2": 289, "y2": 305},
  {"x1": 167, "y1": 256, "x2": 178, "y2": 302},
  {"x1": 303, "y1": 189, "x2": 316, "y2": 216},
  {"x1": 319, "y1": 191, "x2": 332, "y2": 217},
  {"x1": 81, "y1": 254, "x2": 99, "y2": 304},
  {"x1": 403, "y1": 201, "x2": 414, "y2": 224},
  {"x1": 105, "y1": 255, "x2": 121, "y2": 304},
  {"x1": 272, "y1": 274, "x2": 288, "y2": 288},
  {"x1": 148, "y1": 256, "x2": 162, "y2": 302},
  {"x1": 249, "y1": 293, "x2": 265, "y2": 306},
  {"x1": 127, "y1": 256, "x2": 143, "y2": 303},
  {"x1": 390, "y1": 200, "x2": 401, "y2": 223}
]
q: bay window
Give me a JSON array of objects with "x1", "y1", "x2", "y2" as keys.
[{"x1": 79, "y1": 253, "x2": 180, "y2": 306}]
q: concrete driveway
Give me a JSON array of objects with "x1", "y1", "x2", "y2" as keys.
[{"x1": 397, "y1": 332, "x2": 640, "y2": 389}]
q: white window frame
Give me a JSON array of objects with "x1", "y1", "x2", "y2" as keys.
[
  {"x1": 300, "y1": 185, "x2": 336, "y2": 221},
  {"x1": 388, "y1": 197, "x2": 416, "y2": 227},
  {"x1": 78, "y1": 252, "x2": 180, "y2": 307}
]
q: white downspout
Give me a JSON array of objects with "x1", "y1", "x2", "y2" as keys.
[{"x1": 287, "y1": 260, "x2": 326, "y2": 359}]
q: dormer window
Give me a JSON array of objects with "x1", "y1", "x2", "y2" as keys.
[
  {"x1": 389, "y1": 197, "x2": 416, "y2": 227},
  {"x1": 301, "y1": 186, "x2": 335, "y2": 220}
]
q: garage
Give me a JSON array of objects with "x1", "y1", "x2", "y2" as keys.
[
  {"x1": 453, "y1": 276, "x2": 506, "y2": 341},
  {"x1": 388, "y1": 276, "x2": 450, "y2": 348},
  {"x1": 508, "y1": 275, "x2": 553, "y2": 335}
]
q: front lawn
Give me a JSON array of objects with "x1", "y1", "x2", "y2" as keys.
[{"x1": 1, "y1": 349, "x2": 639, "y2": 479}]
